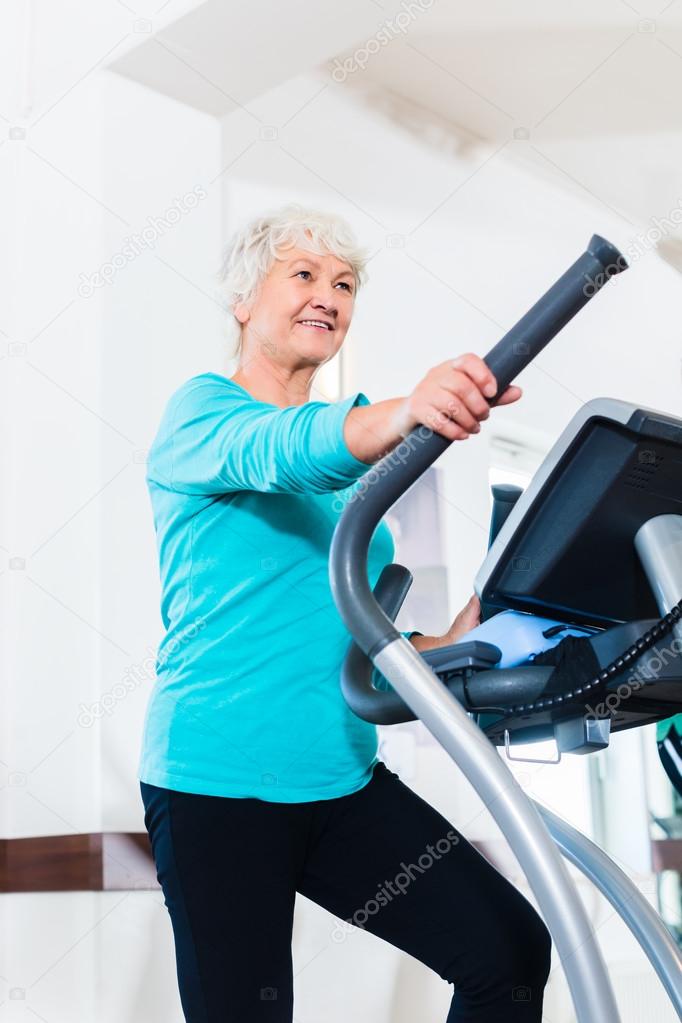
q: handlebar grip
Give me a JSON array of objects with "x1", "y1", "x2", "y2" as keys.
[
  {"x1": 484, "y1": 235, "x2": 626, "y2": 401},
  {"x1": 480, "y1": 483, "x2": 524, "y2": 623},
  {"x1": 341, "y1": 563, "x2": 418, "y2": 724}
]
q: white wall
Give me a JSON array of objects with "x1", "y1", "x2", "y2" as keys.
[
  {"x1": 1, "y1": 68, "x2": 224, "y2": 841},
  {"x1": 2, "y1": 33, "x2": 107, "y2": 841},
  {"x1": 97, "y1": 69, "x2": 224, "y2": 833}
]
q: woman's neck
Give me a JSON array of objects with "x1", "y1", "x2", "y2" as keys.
[{"x1": 230, "y1": 359, "x2": 316, "y2": 409}]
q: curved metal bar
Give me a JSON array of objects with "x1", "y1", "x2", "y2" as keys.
[
  {"x1": 373, "y1": 635, "x2": 621, "y2": 1022},
  {"x1": 535, "y1": 800, "x2": 682, "y2": 1018}
]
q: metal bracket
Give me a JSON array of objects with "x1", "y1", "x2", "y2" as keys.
[
  {"x1": 504, "y1": 729, "x2": 562, "y2": 764},
  {"x1": 555, "y1": 716, "x2": 611, "y2": 755}
]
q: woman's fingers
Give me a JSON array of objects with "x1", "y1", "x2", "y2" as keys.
[
  {"x1": 443, "y1": 593, "x2": 481, "y2": 645},
  {"x1": 491, "y1": 384, "x2": 523, "y2": 407},
  {"x1": 450, "y1": 353, "x2": 497, "y2": 399},
  {"x1": 435, "y1": 385, "x2": 483, "y2": 434},
  {"x1": 425, "y1": 406, "x2": 470, "y2": 440},
  {"x1": 400, "y1": 355, "x2": 524, "y2": 440}
]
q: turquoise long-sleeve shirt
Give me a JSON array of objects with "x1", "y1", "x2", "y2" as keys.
[{"x1": 138, "y1": 372, "x2": 400, "y2": 802}]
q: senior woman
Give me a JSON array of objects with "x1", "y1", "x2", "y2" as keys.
[{"x1": 138, "y1": 204, "x2": 551, "y2": 1022}]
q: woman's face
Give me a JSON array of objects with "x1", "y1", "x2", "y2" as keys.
[{"x1": 235, "y1": 244, "x2": 356, "y2": 368}]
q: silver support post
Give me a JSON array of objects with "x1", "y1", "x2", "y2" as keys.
[
  {"x1": 635, "y1": 514, "x2": 682, "y2": 638},
  {"x1": 535, "y1": 801, "x2": 682, "y2": 1017},
  {"x1": 374, "y1": 638, "x2": 621, "y2": 1023}
]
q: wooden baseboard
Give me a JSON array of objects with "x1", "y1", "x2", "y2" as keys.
[
  {"x1": 0, "y1": 833, "x2": 159, "y2": 893},
  {"x1": 651, "y1": 838, "x2": 682, "y2": 873},
  {"x1": 0, "y1": 831, "x2": 516, "y2": 894}
]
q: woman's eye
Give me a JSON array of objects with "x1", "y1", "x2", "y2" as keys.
[{"x1": 295, "y1": 270, "x2": 353, "y2": 294}]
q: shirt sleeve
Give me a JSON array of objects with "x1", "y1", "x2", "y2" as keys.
[{"x1": 148, "y1": 377, "x2": 374, "y2": 495}]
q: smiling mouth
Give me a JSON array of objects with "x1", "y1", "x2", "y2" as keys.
[{"x1": 297, "y1": 320, "x2": 334, "y2": 332}]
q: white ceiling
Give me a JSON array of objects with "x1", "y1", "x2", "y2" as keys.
[
  {"x1": 109, "y1": 0, "x2": 384, "y2": 117},
  {"x1": 109, "y1": 0, "x2": 682, "y2": 252}
]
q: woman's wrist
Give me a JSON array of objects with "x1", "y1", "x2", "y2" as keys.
[
  {"x1": 408, "y1": 633, "x2": 447, "y2": 652},
  {"x1": 343, "y1": 397, "x2": 410, "y2": 464}
]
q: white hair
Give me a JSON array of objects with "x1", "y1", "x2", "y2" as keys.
[{"x1": 217, "y1": 203, "x2": 371, "y2": 356}]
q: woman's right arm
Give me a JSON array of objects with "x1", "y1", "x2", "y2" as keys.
[
  {"x1": 343, "y1": 353, "x2": 522, "y2": 465},
  {"x1": 149, "y1": 356, "x2": 522, "y2": 497},
  {"x1": 148, "y1": 377, "x2": 378, "y2": 496}
]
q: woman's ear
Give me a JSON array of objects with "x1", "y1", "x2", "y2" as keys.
[{"x1": 233, "y1": 301, "x2": 250, "y2": 326}]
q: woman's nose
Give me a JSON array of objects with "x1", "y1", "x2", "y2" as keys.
[{"x1": 311, "y1": 283, "x2": 338, "y2": 310}]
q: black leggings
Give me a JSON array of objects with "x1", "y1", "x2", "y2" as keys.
[{"x1": 141, "y1": 761, "x2": 551, "y2": 1022}]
